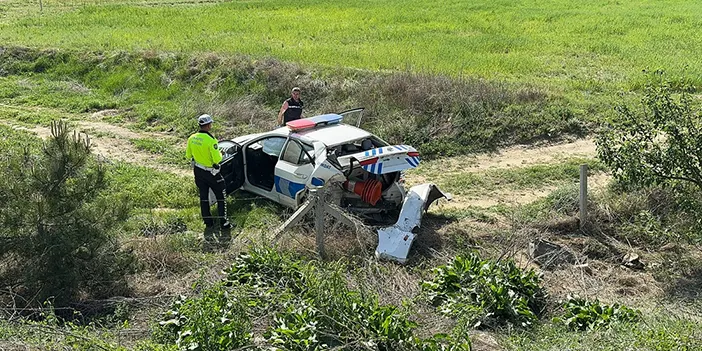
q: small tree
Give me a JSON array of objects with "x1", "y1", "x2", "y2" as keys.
[
  {"x1": 596, "y1": 80, "x2": 702, "y2": 190},
  {"x1": 0, "y1": 121, "x2": 132, "y2": 306}
]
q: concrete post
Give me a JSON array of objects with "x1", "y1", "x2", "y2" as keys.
[{"x1": 579, "y1": 164, "x2": 588, "y2": 229}]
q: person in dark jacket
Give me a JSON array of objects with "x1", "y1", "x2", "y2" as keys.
[{"x1": 277, "y1": 87, "x2": 304, "y2": 126}]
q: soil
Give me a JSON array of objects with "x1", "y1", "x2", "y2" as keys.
[{"x1": 1, "y1": 115, "x2": 191, "y2": 177}]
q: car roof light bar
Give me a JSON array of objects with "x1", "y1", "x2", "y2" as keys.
[{"x1": 287, "y1": 114, "x2": 343, "y2": 131}]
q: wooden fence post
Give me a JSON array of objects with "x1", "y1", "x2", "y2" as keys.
[
  {"x1": 579, "y1": 164, "x2": 588, "y2": 229},
  {"x1": 273, "y1": 184, "x2": 366, "y2": 260},
  {"x1": 313, "y1": 189, "x2": 326, "y2": 259}
]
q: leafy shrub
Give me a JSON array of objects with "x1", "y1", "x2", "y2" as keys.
[
  {"x1": 225, "y1": 247, "x2": 420, "y2": 350},
  {"x1": 554, "y1": 296, "x2": 641, "y2": 331},
  {"x1": 596, "y1": 76, "x2": 702, "y2": 190},
  {"x1": 154, "y1": 283, "x2": 252, "y2": 351},
  {"x1": 155, "y1": 246, "x2": 471, "y2": 350},
  {"x1": 422, "y1": 253, "x2": 546, "y2": 329}
]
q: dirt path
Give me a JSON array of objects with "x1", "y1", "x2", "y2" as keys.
[
  {"x1": 2, "y1": 104, "x2": 607, "y2": 206},
  {"x1": 0, "y1": 111, "x2": 191, "y2": 177},
  {"x1": 422, "y1": 138, "x2": 597, "y2": 175},
  {"x1": 407, "y1": 138, "x2": 609, "y2": 209}
]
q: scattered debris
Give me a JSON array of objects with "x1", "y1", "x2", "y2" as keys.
[
  {"x1": 528, "y1": 238, "x2": 579, "y2": 269},
  {"x1": 621, "y1": 252, "x2": 645, "y2": 270}
]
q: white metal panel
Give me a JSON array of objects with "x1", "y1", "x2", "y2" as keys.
[{"x1": 375, "y1": 183, "x2": 452, "y2": 264}]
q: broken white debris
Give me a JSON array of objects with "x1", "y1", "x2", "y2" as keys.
[{"x1": 375, "y1": 183, "x2": 451, "y2": 264}]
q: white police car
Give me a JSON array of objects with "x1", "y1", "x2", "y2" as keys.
[{"x1": 217, "y1": 108, "x2": 451, "y2": 263}]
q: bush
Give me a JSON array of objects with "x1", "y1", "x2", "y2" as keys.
[
  {"x1": 154, "y1": 246, "x2": 471, "y2": 350},
  {"x1": 0, "y1": 121, "x2": 133, "y2": 306},
  {"x1": 422, "y1": 252, "x2": 547, "y2": 329},
  {"x1": 154, "y1": 284, "x2": 252, "y2": 351},
  {"x1": 596, "y1": 75, "x2": 702, "y2": 190},
  {"x1": 554, "y1": 296, "x2": 641, "y2": 331}
]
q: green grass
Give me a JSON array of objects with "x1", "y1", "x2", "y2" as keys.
[
  {"x1": 130, "y1": 137, "x2": 188, "y2": 166},
  {"x1": 0, "y1": 47, "x2": 586, "y2": 157},
  {"x1": 3, "y1": 0, "x2": 702, "y2": 94},
  {"x1": 105, "y1": 162, "x2": 195, "y2": 209},
  {"x1": 0, "y1": 75, "x2": 116, "y2": 113},
  {"x1": 504, "y1": 310, "x2": 702, "y2": 351}
]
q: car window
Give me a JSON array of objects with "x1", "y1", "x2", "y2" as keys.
[
  {"x1": 336, "y1": 136, "x2": 389, "y2": 156},
  {"x1": 258, "y1": 137, "x2": 286, "y2": 157},
  {"x1": 282, "y1": 139, "x2": 314, "y2": 165}
]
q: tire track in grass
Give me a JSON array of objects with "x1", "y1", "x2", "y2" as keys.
[{"x1": 0, "y1": 104, "x2": 191, "y2": 177}]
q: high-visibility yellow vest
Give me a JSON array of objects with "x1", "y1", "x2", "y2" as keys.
[{"x1": 185, "y1": 131, "x2": 222, "y2": 168}]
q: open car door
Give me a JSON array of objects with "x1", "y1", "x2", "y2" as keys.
[
  {"x1": 217, "y1": 140, "x2": 245, "y2": 195},
  {"x1": 337, "y1": 108, "x2": 364, "y2": 127}
]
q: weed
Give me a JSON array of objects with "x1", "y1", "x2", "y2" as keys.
[
  {"x1": 421, "y1": 252, "x2": 547, "y2": 329},
  {"x1": 153, "y1": 246, "x2": 471, "y2": 350},
  {"x1": 554, "y1": 296, "x2": 640, "y2": 331},
  {"x1": 154, "y1": 283, "x2": 252, "y2": 351}
]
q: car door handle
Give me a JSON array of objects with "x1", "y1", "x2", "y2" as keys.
[{"x1": 294, "y1": 173, "x2": 308, "y2": 179}]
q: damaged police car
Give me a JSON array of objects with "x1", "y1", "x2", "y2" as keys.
[{"x1": 215, "y1": 108, "x2": 451, "y2": 263}]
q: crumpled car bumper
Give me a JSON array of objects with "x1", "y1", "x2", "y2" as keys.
[{"x1": 375, "y1": 183, "x2": 451, "y2": 264}]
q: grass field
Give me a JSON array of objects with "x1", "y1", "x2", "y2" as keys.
[{"x1": 3, "y1": 0, "x2": 702, "y2": 95}]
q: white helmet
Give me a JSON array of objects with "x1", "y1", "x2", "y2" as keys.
[{"x1": 198, "y1": 114, "x2": 214, "y2": 125}]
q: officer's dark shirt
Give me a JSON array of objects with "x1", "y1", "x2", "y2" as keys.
[{"x1": 283, "y1": 97, "x2": 304, "y2": 123}]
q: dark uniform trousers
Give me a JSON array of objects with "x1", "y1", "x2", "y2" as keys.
[{"x1": 194, "y1": 167, "x2": 227, "y2": 226}]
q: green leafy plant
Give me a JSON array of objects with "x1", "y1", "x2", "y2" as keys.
[
  {"x1": 155, "y1": 283, "x2": 252, "y2": 351},
  {"x1": 555, "y1": 296, "x2": 641, "y2": 331},
  {"x1": 224, "y1": 246, "x2": 306, "y2": 292},
  {"x1": 422, "y1": 253, "x2": 546, "y2": 329},
  {"x1": 226, "y1": 247, "x2": 419, "y2": 350},
  {"x1": 228, "y1": 247, "x2": 473, "y2": 350},
  {"x1": 266, "y1": 300, "x2": 327, "y2": 351},
  {"x1": 152, "y1": 246, "x2": 472, "y2": 350}
]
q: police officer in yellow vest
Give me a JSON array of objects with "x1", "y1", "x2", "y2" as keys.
[{"x1": 186, "y1": 114, "x2": 231, "y2": 229}]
